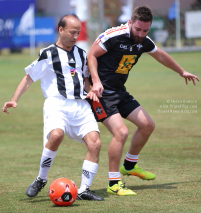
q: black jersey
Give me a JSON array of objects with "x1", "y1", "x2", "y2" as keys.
[{"x1": 96, "y1": 23, "x2": 157, "y2": 91}]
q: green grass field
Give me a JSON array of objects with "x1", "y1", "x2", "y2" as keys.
[{"x1": 0, "y1": 51, "x2": 200, "y2": 213}]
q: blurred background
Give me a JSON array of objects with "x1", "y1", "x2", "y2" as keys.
[{"x1": 0, "y1": 0, "x2": 201, "y2": 55}]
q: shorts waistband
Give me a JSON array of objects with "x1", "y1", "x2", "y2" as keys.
[{"x1": 103, "y1": 89, "x2": 116, "y2": 94}]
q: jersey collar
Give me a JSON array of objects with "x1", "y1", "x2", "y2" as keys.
[{"x1": 125, "y1": 22, "x2": 131, "y2": 37}]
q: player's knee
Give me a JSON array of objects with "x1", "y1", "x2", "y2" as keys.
[
  {"x1": 88, "y1": 137, "x2": 102, "y2": 153},
  {"x1": 50, "y1": 130, "x2": 64, "y2": 144},
  {"x1": 142, "y1": 120, "x2": 155, "y2": 135},
  {"x1": 114, "y1": 126, "x2": 128, "y2": 143},
  {"x1": 94, "y1": 137, "x2": 102, "y2": 151}
]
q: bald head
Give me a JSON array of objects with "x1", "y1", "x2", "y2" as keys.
[{"x1": 58, "y1": 14, "x2": 81, "y2": 30}]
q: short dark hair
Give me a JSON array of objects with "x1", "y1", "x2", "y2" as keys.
[
  {"x1": 58, "y1": 14, "x2": 80, "y2": 29},
  {"x1": 131, "y1": 6, "x2": 153, "y2": 23}
]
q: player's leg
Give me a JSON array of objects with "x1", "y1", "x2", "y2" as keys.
[
  {"x1": 82, "y1": 131, "x2": 101, "y2": 192},
  {"x1": 38, "y1": 129, "x2": 64, "y2": 180},
  {"x1": 84, "y1": 131, "x2": 101, "y2": 163},
  {"x1": 77, "y1": 131, "x2": 104, "y2": 201},
  {"x1": 120, "y1": 106, "x2": 156, "y2": 180},
  {"x1": 89, "y1": 91, "x2": 136, "y2": 195},
  {"x1": 103, "y1": 114, "x2": 128, "y2": 173},
  {"x1": 26, "y1": 97, "x2": 66, "y2": 197},
  {"x1": 66, "y1": 100, "x2": 104, "y2": 201},
  {"x1": 127, "y1": 106, "x2": 155, "y2": 155},
  {"x1": 103, "y1": 114, "x2": 136, "y2": 196},
  {"x1": 26, "y1": 129, "x2": 64, "y2": 197}
]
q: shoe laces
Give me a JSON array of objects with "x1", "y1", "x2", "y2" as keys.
[
  {"x1": 86, "y1": 188, "x2": 95, "y2": 194},
  {"x1": 33, "y1": 178, "x2": 47, "y2": 189},
  {"x1": 119, "y1": 182, "x2": 128, "y2": 190}
]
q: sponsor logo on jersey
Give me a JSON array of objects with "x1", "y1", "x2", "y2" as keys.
[
  {"x1": 115, "y1": 55, "x2": 137, "y2": 74},
  {"x1": 120, "y1": 44, "x2": 128, "y2": 49},
  {"x1": 30, "y1": 63, "x2": 35, "y2": 67}
]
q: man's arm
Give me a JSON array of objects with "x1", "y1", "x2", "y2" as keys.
[
  {"x1": 149, "y1": 47, "x2": 200, "y2": 85},
  {"x1": 2, "y1": 74, "x2": 34, "y2": 114},
  {"x1": 84, "y1": 77, "x2": 99, "y2": 102},
  {"x1": 87, "y1": 41, "x2": 108, "y2": 97}
]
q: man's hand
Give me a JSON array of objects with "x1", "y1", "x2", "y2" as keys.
[
  {"x1": 2, "y1": 101, "x2": 18, "y2": 114},
  {"x1": 180, "y1": 71, "x2": 200, "y2": 85},
  {"x1": 86, "y1": 91, "x2": 99, "y2": 102},
  {"x1": 91, "y1": 82, "x2": 104, "y2": 97}
]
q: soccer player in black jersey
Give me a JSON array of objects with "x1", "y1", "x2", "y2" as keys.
[{"x1": 88, "y1": 6, "x2": 200, "y2": 195}]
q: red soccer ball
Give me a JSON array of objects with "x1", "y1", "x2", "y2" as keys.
[{"x1": 49, "y1": 178, "x2": 78, "y2": 206}]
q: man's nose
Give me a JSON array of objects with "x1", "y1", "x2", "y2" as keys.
[
  {"x1": 138, "y1": 31, "x2": 144, "y2": 37},
  {"x1": 74, "y1": 33, "x2": 79, "y2": 40}
]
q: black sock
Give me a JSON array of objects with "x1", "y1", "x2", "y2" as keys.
[
  {"x1": 109, "y1": 180, "x2": 119, "y2": 187},
  {"x1": 124, "y1": 160, "x2": 137, "y2": 170}
]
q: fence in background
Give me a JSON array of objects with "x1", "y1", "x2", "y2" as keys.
[
  {"x1": 87, "y1": 0, "x2": 201, "y2": 51},
  {"x1": 1, "y1": 0, "x2": 201, "y2": 52}
]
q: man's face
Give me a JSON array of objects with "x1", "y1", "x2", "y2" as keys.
[
  {"x1": 59, "y1": 18, "x2": 81, "y2": 48},
  {"x1": 129, "y1": 19, "x2": 151, "y2": 44}
]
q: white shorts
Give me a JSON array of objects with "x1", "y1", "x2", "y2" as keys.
[{"x1": 43, "y1": 96, "x2": 99, "y2": 146}]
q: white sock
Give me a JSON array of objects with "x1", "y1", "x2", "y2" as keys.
[
  {"x1": 78, "y1": 160, "x2": 98, "y2": 193},
  {"x1": 108, "y1": 172, "x2": 121, "y2": 182},
  {"x1": 125, "y1": 152, "x2": 139, "y2": 163},
  {"x1": 38, "y1": 147, "x2": 57, "y2": 180}
]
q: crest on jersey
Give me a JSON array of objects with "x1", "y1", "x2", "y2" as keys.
[
  {"x1": 137, "y1": 44, "x2": 143, "y2": 51},
  {"x1": 70, "y1": 67, "x2": 76, "y2": 76}
]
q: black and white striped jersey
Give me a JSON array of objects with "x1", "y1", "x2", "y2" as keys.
[
  {"x1": 96, "y1": 22, "x2": 157, "y2": 91},
  {"x1": 25, "y1": 44, "x2": 88, "y2": 99}
]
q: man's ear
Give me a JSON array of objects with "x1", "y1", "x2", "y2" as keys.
[
  {"x1": 58, "y1": 26, "x2": 63, "y2": 34},
  {"x1": 128, "y1": 19, "x2": 132, "y2": 27}
]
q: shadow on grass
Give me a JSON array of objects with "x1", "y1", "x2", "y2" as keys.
[
  {"x1": 20, "y1": 189, "x2": 110, "y2": 205},
  {"x1": 129, "y1": 180, "x2": 201, "y2": 191},
  {"x1": 51, "y1": 203, "x2": 80, "y2": 207},
  {"x1": 20, "y1": 181, "x2": 199, "y2": 203},
  {"x1": 20, "y1": 195, "x2": 81, "y2": 207},
  {"x1": 93, "y1": 188, "x2": 109, "y2": 199},
  {"x1": 20, "y1": 195, "x2": 50, "y2": 203},
  {"x1": 94, "y1": 180, "x2": 201, "y2": 194}
]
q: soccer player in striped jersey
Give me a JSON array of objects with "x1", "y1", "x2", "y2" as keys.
[
  {"x1": 2, "y1": 14, "x2": 104, "y2": 201},
  {"x1": 88, "y1": 6, "x2": 200, "y2": 196}
]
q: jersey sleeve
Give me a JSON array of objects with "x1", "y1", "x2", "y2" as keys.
[
  {"x1": 96, "y1": 32, "x2": 117, "y2": 51},
  {"x1": 144, "y1": 36, "x2": 157, "y2": 53},
  {"x1": 24, "y1": 49, "x2": 49, "y2": 82},
  {"x1": 96, "y1": 24, "x2": 129, "y2": 52}
]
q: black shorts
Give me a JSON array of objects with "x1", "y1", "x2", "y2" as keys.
[{"x1": 88, "y1": 90, "x2": 140, "y2": 122}]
